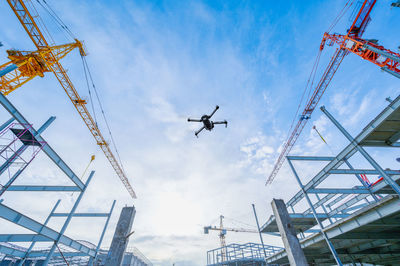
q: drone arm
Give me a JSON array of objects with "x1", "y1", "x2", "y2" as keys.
[
  {"x1": 208, "y1": 105, "x2": 219, "y2": 118},
  {"x1": 213, "y1": 120, "x2": 228, "y2": 128},
  {"x1": 188, "y1": 118, "x2": 202, "y2": 122},
  {"x1": 195, "y1": 126, "x2": 205, "y2": 137}
]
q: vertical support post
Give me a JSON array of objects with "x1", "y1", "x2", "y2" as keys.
[
  {"x1": 88, "y1": 200, "x2": 116, "y2": 266},
  {"x1": 17, "y1": 200, "x2": 61, "y2": 266},
  {"x1": 251, "y1": 204, "x2": 268, "y2": 259},
  {"x1": 271, "y1": 199, "x2": 308, "y2": 266},
  {"x1": 42, "y1": 171, "x2": 95, "y2": 265},
  {"x1": 287, "y1": 158, "x2": 343, "y2": 266},
  {"x1": 321, "y1": 106, "x2": 400, "y2": 196},
  {"x1": 105, "y1": 205, "x2": 136, "y2": 266}
]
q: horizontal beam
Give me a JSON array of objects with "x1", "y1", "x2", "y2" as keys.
[
  {"x1": 0, "y1": 234, "x2": 51, "y2": 242},
  {"x1": 286, "y1": 95, "x2": 400, "y2": 208},
  {"x1": 51, "y1": 213, "x2": 109, "y2": 217},
  {"x1": 0, "y1": 203, "x2": 95, "y2": 257},
  {"x1": 0, "y1": 243, "x2": 25, "y2": 257},
  {"x1": 0, "y1": 243, "x2": 88, "y2": 258},
  {"x1": 307, "y1": 188, "x2": 371, "y2": 194},
  {"x1": 329, "y1": 169, "x2": 400, "y2": 175},
  {"x1": 287, "y1": 156, "x2": 335, "y2": 161},
  {"x1": 7, "y1": 186, "x2": 81, "y2": 192},
  {"x1": 334, "y1": 232, "x2": 400, "y2": 240}
]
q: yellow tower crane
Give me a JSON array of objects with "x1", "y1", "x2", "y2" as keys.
[{"x1": 0, "y1": 0, "x2": 136, "y2": 198}]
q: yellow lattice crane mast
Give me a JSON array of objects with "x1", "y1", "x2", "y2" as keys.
[{"x1": 0, "y1": 0, "x2": 136, "y2": 198}]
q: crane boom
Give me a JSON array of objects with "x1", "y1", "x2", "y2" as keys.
[
  {"x1": 266, "y1": 0, "x2": 377, "y2": 185},
  {"x1": 6, "y1": 0, "x2": 136, "y2": 198},
  {"x1": 267, "y1": 49, "x2": 346, "y2": 185}
]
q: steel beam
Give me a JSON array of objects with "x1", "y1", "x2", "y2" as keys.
[
  {"x1": 287, "y1": 95, "x2": 400, "y2": 208},
  {"x1": 287, "y1": 158, "x2": 343, "y2": 265},
  {"x1": 321, "y1": 106, "x2": 400, "y2": 196},
  {"x1": 286, "y1": 156, "x2": 336, "y2": 161},
  {"x1": 0, "y1": 92, "x2": 85, "y2": 190},
  {"x1": 0, "y1": 234, "x2": 51, "y2": 242},
  {"x1": 0, "y1": 117, "x2": 15, "y2": 131},
  {"x1": 18, "y1": 200, "x2": 60, "y2": 266},
  {"x1": 307, "y1": 188, "x2": 371, "y2": 194},
  {"x1": 43, "y1": 171, "x2": 95, "y2": 264},
  {"x1": 0, "y1": 202, "x2": 96, "y2": 256},
  {"x1": 51, "y1": 212, "x2": 109, "y2": 217},
  {"x1": 6, "y1": 186, "x2": 80, "y2": 192}
]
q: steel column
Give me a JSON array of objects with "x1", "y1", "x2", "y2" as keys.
[
  {"x1": 287, "y1": 158, "x2": 343, "y2": 265},
  {"x1": 17, "y1": 200, "x2": 61, "y2": 266},
  {"x1": 91, "y1": 200, "x2": 116, "y2": 265},
  {"x1": 42, "y1": 171, "x2": 95, "y2": 265},
  {"x1": 251, "y1": 204, "x2": 267, "y2": 259}
]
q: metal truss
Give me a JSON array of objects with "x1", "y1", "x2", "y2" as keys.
[
  {"x1": 262, "y1": 94, "x2": 400, "y2": 265},
  {"x1": 0, "y1": 91, "x2": 116, "y2": 265},
  {"x1": 207, "y1": 242, "x2": 283, "y2": 266}
]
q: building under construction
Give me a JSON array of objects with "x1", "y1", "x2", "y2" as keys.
[
  {"x1": 1, "y1": 0, "x2": 400, "y2": 265},
  {"x1": 205, "y1": 0, "x2": 400, "y2": 265},
  {"x1": 0, "y1": 0, "x2": 150, "y2": 265}
]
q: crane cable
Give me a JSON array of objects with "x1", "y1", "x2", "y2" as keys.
[
  {"x1": 80, "y1": 56, "x2": 127, "y2": 172},
  {"x1": 283, "y1": 49, "x2": 322, "y2": 146},
  {"x1": 283, "y1": 0, "x2": 353, "y2": 151},
  {"x1": 35, "y1": 0, "x2": 76, "y2": 41},
  {"x1": 26, "y1": 0, "x2": 56, "y2": 45},
  {"x1": 327, "y1": 0, "x2": 355, "y2": 33},
  {"x1": 32, "y1": 0, "x2": 126, "y2": 173}
]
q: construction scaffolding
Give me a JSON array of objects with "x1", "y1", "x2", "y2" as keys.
[{"x1": 260, "y1": 94, "x2": 400, "y2": 264}]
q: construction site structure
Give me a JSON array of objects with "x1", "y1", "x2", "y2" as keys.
[
  {"x1": 258, "y1": 94, "x2": 400, "y2": 264},
  {"x1": 0, "y1": 53, "x2": 151, "y2": 265},
  {"x1": 0, "y1": 89, "x2": 114, "y2": 264},
  {"x1": 267, "y1": 0, "x2": 400, "y2": 185},
  {"x1": 0, "y1": 0, "x2": 136, "y2": 198},
  {"x1": 204, "y1": 215, "x2": 260, "y2": 262}
]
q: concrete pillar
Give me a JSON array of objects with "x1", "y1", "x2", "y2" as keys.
[
  {"x1": 271, "y1": 199, "x2": 308, "y2": 266},
  {"x1": 105, "y1": 206, "x2": 136, "y2": 266}
]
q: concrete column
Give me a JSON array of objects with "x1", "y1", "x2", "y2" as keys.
[
  {"x1": 105, "y1": 206, "x2": 136, "y2": 266},
  {"x1": 271, "y1": 199, "x2": 308, "y2": 266}
]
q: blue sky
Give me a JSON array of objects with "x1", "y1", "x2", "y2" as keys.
[{"x1": 0, "y1": 0, "x2": 399, "y2": 265}]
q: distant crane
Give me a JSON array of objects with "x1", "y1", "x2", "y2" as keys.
[
  {"x1": 0, "y1": 0, "x2": 136, "y2": 198},
  {"x1": 267, "y1": 0, "x2": 400, "y2": 185},
  {"x1": 204, "y1": 215, "x2": 258, "y2": 262}
]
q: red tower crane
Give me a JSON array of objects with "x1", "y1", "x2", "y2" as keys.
[{"x1": 267, "y1": 0, "x2": 400, "y2": 185}]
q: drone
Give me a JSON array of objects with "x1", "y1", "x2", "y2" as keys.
[{"x1": 188, "y1": 105, "x2": 227, "y2": 137}]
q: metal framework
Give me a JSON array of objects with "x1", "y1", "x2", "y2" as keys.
[
  {"x1": 261, "y1": 94, "x2": 400, "y2": 265},
  {"x1": 267, "y1": 0, "x2": 400, "y2": 185},
  {"x1": 3, "y1": 0, "x2": 136, "y2": 198},
  {"x1": 207, "y1": 242, "x2": 283, "y2": 266},
  {"x1": 0, "y1": 93, "x2": 116, "y2": 265}
]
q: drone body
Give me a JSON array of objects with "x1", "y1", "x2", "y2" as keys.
[{"x1": 188, "y1": 105, "x2": 227, "y2": 137}]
